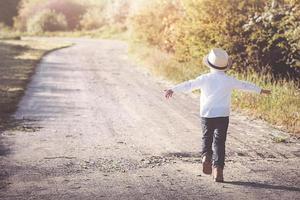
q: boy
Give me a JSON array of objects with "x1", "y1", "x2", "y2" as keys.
[{"x1": 164, "y1": 48, "x2": 271, "y2": 182}]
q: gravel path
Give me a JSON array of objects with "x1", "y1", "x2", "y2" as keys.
[{"x1": 0, "y1": 38, "x2": 299, "y2": 200}]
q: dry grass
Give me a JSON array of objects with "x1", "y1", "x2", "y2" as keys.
[
  {"x1": 231, "y1": 72, "x2": 300, "y2": 135},
  {"x1": 0, "y1": 31, "x2": 22, "y2": 40},
  {"x1": 128, "y1": 41, "x2": 300, "y2": 137},
  {"x1": 23, "y1": 26, "x2": 129, "y2": 40},
  {"x1": 0, "y1": 37, "x2": 71, "y2": 130}
]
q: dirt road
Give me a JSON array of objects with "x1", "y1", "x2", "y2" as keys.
[{"x1": 0, "y1": 38, "x2": 299, "y2": 200}]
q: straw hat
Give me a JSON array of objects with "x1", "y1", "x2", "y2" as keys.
[{"x1": 203, "y1": 48, "x2": 232, "y2": 71}]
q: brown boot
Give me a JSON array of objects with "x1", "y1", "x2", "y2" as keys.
[
  {"x1": 213, "y1": 166, "x2": 224, "y2": 182},
  {"x1": 202, "y1": 155, "x2": 212, "y2": 175}
]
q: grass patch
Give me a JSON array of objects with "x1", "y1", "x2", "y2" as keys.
[
  {"x1": 0, "y1": 37, "x2": 72, "y2": 131},
  {"x1": 272, "y1": 136, "x2": 288, "y2": 143},
  {"x1": 22, "y1": 26, "x2": 129, "y2": 40},
  {"x1": 0, "y1": 31, "x2": 22, "y2": 40},
  {"x1": 128, "y1": 41, "x2": 300, "y2": 137}
]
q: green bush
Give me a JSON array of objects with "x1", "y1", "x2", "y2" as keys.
[
  {"x1": 130, "y1": 0, "x2": 265, "y2": 61},
  {"x1": 0, "y1": 23, "x2": 10, "y2": 32},
  {"x1": 0, "y1": 0, "x2": 21, "y2": 26},
  {"x1": 130, "y1": 0, "x2": 300, "y2": 81},
  {"x1": 27, "y1": 9, "x2": 67, "y2": 33},
  {"x1": 106, "y1": 0, "x2": 131, "y2": 31},
  {"x1": 15, "y1": 0, "x2": 86, "y2": 31},
  {"x1": 0, "y1": 23, "x2": 21, "y2": 40},
  {"x1": 80, "y1": 7, "x2": 107, "y2": 30},
  {"x1": 171, "y1": 0, "x2": 265, "y2": 63},
  {"x1": 242, "y1": 1, "x2": 300, "y2": 79},
  {"x1": 129, "y1": 0, "x2": 183, "y2": 52}
]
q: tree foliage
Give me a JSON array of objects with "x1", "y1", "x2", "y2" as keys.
[
  {"x1": 0, "y1": 0, "x2": 21, "y2": 26},
  {"x1": 14, "y1": 0, "x2": 131, "y2": 32},
  {"x1": 130, "y1": 0, "x2": 183, "y2": 52},
  {"x1": 27, "y1": 9, "x2": 67, "y2": 33},
  {"x1": 80, "y1": 6, "x2": 107, "y2": 30},
  {"x1": 130, "y1": 0, "x2": 300, "y2": 80},
  {"x1": 15, "y1": 0, "x2": 86, "y2": 30},
  {"x1": 242, "y1": 1, "x2": 300, "y2": 78}
]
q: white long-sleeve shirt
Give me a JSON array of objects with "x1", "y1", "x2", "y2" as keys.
[{"x1": 171, "y1": 70, "x2": 261, "y2": 118}]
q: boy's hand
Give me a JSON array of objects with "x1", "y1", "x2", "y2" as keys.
[
  {"x1": 260, "y1": 89, "x2": 271, "y2": 95},
  {"x1": 164, "y1": 89, "x2": 174, "y2": 99}
]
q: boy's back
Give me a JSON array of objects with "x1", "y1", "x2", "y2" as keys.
[
  {"x1": 199, "y1": 71, "x2": 235, "y2": 117},
  {"x1": 171, "y1": 70, "x2": 261, "y2": 118}
]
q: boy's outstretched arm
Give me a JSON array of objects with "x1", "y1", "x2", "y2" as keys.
[
  {"x1": 232, "y1": 78, "x2": 271, "y2": 95},
  {"x1": 164, "y1": 76, "x2": 205, "y2": 99}
]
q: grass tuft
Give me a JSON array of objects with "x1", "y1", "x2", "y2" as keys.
[{"x1": 272, "y1": 136, "x2": 288, "y2": 143}]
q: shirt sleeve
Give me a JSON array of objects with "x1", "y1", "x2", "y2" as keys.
[
  {"x1": 231, "y1": 77, "x2": 261, "y2": 94},
  {"x1": 171, "y1": 76, "x2": 204, "y2": 93}
]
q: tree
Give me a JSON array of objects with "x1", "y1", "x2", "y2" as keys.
[{"x1": 0, "y1": 0, "x2": 21, "y2": 26}]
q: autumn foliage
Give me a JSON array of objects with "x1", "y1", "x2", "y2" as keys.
[{"x1": 130, "y1": 0, "x2": 300, "y2": 80}]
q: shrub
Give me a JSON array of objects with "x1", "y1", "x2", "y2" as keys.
[
  {"x1": 43, "y1": 0, "x2": 86, "y2": 30},
  {"x1": 242, "y1": 1, "x2": 300, "y2": 79},
  {"x1": 130, "y1": 0, "x2": 300, "y2": 81},
  {"x1": 27, "y1": 9, "x2": 67, "y2": 33},
  {"x1": 130, "y1": 0, "x2": 265, "y2": 59},
  {"x1": 0, "y1": 23, "x2": 10, "y2": 32},
  {"x1": 15, "y1": 0, "x2": 51, "y2": 31},
  {"x1": 129, "y1": 0, "x2": 183, "y2": 52},
  {"x1": 105, "y1": 0, "x2": 131, "y2": 31},
  {"x1": 171, "y1": 0, "x2": 266, "y2": 63},
  {"x1": 0, "y1": 0, "x2": 21, "y2": 26},
  {"x1": 80, "y1": 7, "x2": 106, "y2": 30},
  {"x1": 15, "y1": 0, "x2": 86, "y2": 31}
]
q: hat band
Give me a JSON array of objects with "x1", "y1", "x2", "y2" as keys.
[{"x1": 207, "y1": 59, "x2": 227, "y2": 70}]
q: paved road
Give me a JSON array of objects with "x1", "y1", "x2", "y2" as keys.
[{"x1": 0, "y1": 38, "x2": 299, "y2": 200}]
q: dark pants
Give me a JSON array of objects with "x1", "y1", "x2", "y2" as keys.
[{"x1": 200, "y1": 117, "x2": 229, "y2": 169}]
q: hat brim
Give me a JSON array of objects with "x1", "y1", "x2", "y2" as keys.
[{"x1": 203, "y1": 55, "x2": 232, "y2": 71}]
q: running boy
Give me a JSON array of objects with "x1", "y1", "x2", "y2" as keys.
[{"x1": 164, "y1": 48, "x2": 271, "y2": 182}]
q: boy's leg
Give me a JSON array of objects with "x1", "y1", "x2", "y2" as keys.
[
  {"x1": 212, "y1": 117, "x2": 229, "y2": 169},
  {"x1": 200, "y1": 117, "x2": 214, "y2": 158},
  {"x1": 200, "y1": 117, "x2": 214, "y2": 174}
]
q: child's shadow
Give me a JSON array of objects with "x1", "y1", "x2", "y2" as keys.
[
  {"x1": 224, "y1": 181, "x2": 300, "y2": 192},
  {"x1": 162, "y1": 152, "x2": 300, "y2": 193}
]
